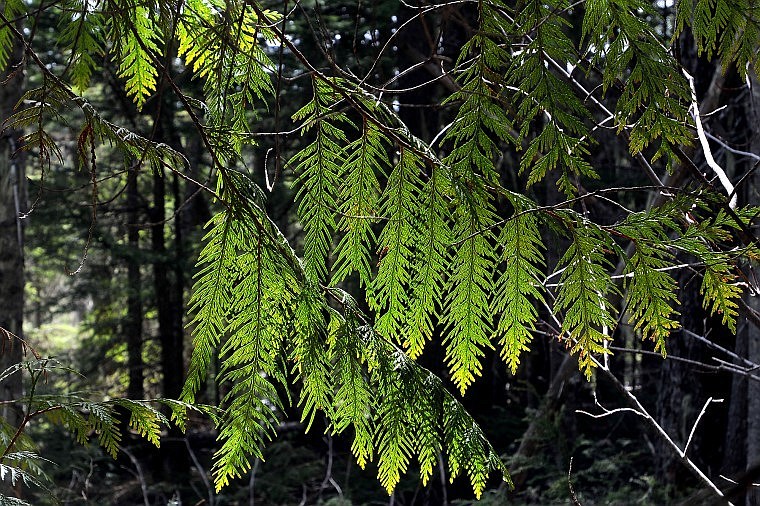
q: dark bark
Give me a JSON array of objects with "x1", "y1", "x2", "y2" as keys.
[
  {"x1": 655, "y1": 263, "x2": 707, "y2": 487},
  {"x1": 149, "y1": 163, "x2": 188, "y2": 478},
  {"x1": 147, "y1": 90, "x2": 191, "y2": 478},
  {"x1": 744, "y1": 71, "x2": 760, "y2": 506},
  {"x1": 0, "y1": 5, "x2": 26, "y2": 429},
  {"x1": 508, "y1": 355, "x2": 578, "y2": 492},
  {"x1": 150, "y1": 169, "x2": 185, "y2": 403},
  {"x1": 125, "y1": 163, "x2": 144, "y2": 400}
]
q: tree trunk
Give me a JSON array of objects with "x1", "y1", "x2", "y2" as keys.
[
  {"x1": 125, "y1": 162, "x2": 144, "y2": 400},
  {"x1": 0, "y1": 5, "x2": 26, "y2": 430},
  {"x1": 149, "y1": 94, "x2": 189, "y2": 479},
  {"x1": 655, "y1": 261, "x2": 707, "y2": 488},
  {"x1": 152, "y1": 169, "x2": 184, "y2": 403},
  {"x1": 744, "y1": 70, "x2": 760, "y2": 506}
]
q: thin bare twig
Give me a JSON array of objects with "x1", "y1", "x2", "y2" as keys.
[{"x1": 684, "y1": 397, "x2": 723, "y2": 455}]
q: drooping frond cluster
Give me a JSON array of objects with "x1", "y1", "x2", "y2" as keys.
[
  {"x1": 583, "y1": 0, "x2": 693, "y2": 164},
  {"x1": 110, "y1": 1, "x2": 162, "y2": 109},
  {"x1": 177, "y1": 0, "x2": 279, "y2": 154},
  {"x1": 554, "y1": 219, "x2": 618, "y2": 378},
  {"x1": 509, "y1": 0, "x2": 596, "y2": 194},
  {"x1": 369, "y1": 148, "x2": 424, "y2": 341},
  {"x1": 619, "y1": 209, "x2": 681, "y2": 353},
  {"x1": 492, "y1": 197, "x2": 546, "y2": 374},
  {"x1": 181, "y1": 1, "x2": 754, "y2": 490},
  {"x1": 183, "y1": 189, "x2": 509, "y2": 495},
  {"x1": 0, "y1": 359, "x2": 211, "y2": 504},
  {"x1": 405, "y1": 166, "x2": 450, "y2": 358},
  {"x1": 56, "y1": 1, "x2": 106, "y2": 93},
  {"x1": 0, "y1": 0, "x2": 24, "y2": 70},
  {"x1": 291, "y1": 78, "x2": 352, "y2": 280},
  {"x1": 333, "y1": 120, "x2": 385, "y2": 286},
  {"x1": 677, "y1": 0, "x2": 760, "y2": 76}
]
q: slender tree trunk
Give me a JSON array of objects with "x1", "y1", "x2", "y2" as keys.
[
  {"x1": 152, "y1": 169, "x2": 184, "y2": 402},
  {"x1": 149, "y1": 94, "x2": 189, "y2": 478},
  {"x1": 655, "y1": 262, "x2": 706, "y2": 487},
  {"x1": 0, "y1": 6, "x2": 26, "y2": 429},
  {"x1": 745, "y1": 71, "x2": 760, "y2": 506},
  {"x1": 149, "y1": 165, "x2": 188, "y2": 477},
  {"x1": 125, "y1": 162, "x2": 144, "y2": 400}
]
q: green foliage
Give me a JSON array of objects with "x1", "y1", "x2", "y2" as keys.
[
  {"x1": 177, "y1": 0, "x2": 279, "y2": 154},
  {"x1": 405, "y1": 166, "x2": 451, "y2": 358},
  {"x1": 618, "y1": 207, "x2": 682, "y2": 352},
  {"x1": 677, "y1": 0, "x2": 760, "y2": 77},
  {"x1": 442, "y1": 183, "x2": 498, "y2": 394},
  {"x1": 111, "y1": 2, "x2": 162, "y2": 110},
  {"x1": 441, "y1": 0, "x2": 515, "y2": 183},
  {"x1": 369, "y1": 148, "x2": 424, "y2": 342},
  {"x1": 0, "y1": 0, "x2": 24, "y2": 71},
  {"x1": 4, "y1": 0, "x2": 760, "y2": 501},
  {"x1": 57, "y1": 2, "x2": 105, "y2": 93},
  {"x1": 700, "y1": 253, "x2": 743, "y2": 332},
  {"x1": 183, "y1": 191, "x2": 297, "y2": 489},
  {"x1": 554, "y1": 219, "x2": 617, "y2": 378},
  {"x1": 333, "y1": 121, "x2": 386, "y2": 287},
  {"x1": 493, "y1": 203, "x2": 545, "y2": 373},
  {"x1": 183, "y1": 194, "x2": 508, "y2": 495},
  {"x1": 583, "y1": 0, "x2": 692, "y2": 164},
  {"x1": 291, "y1": 78, "x2": 352, "y2": 280},
  {"x1": 0, "y1": 358, "x2": 209, "y2": 504},
  {"x1": 510, "y1": 0, "x2": 596, "y2": 194}
]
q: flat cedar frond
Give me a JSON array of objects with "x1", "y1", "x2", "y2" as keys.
[
  {"x1": 292, "y1": 284, "x2": 334, "y2": 431},
  {"x1": 554, "y1": 220, "x2": 618, "y2": 378},
  {"x1": 183, "y1": 189, "x2": 301, "y2": 488},
  {"x1": 678, "y1": 0, "x2": 760, "y2": 76},
  {"x1": 213, "y1": 372, "x2": 282, "y2": 490},
  {"x1": 183, "y1": 212, "x2": 237, "y2": 402},
  {"x1": 617, "y1": 208, "x2": 683, "y2": 352},
  {"x1": 292, "y1": 78, "x2": 352, "y2": 281},
  {"x1": 443, "y1": 178, "x2": 498, "y2": 394},
  {"x1": 85, "y1": 402, "x2": 121, "y2": 458},
  {"x1": 665, "y1": 207, "x2": 747, "y2": 332},
  {"x1": 369, "y1": 148, "x2": 424, "y2": 341},
  {"x1": 700, "y1": 253, "x2": 742, "y2": 333},
  {"x1": 329, "y1": 304, "x2": 374, "y2": 468},
  {"x1": 493, "y1": 209, "x2": 545, "y2": 373},
  {"x1": 583, "y1": 0, "x2": 692, "y2": 165},
  {"x1": 345, "y1": 306, "x2": 509, "y2": 498},
  {"x1": 57, "y1": 2, "x2": 105, "y2": 92},
  {"x1": 213, "y1": 225, "x2": 294, "y2": 487},
  {"x1": 113, "y1": 3, "x2": 161, "y2": 109},
  {"x1": 413, "y1": 376, "x2": 443, "y2": 486},
  {"x1": 373, "y1": 352, "x2": 416, "y2": 494},
  {"x1": 442, "y1": 2, "x2": 515, "y2": 184},
  {"x1": 443, "y1": 395, "x2": 511, "y2": 498},
  {"x1": 508, "y1": 0, "x2": 595, "y2": 193},
  {"x1": 115, "y1": 400, "x2": 170, "y2": 447},
  {"x1": 177, "y1": 0, "x2": 279, "y2": 154},
  {"x1": 624, "y1": 241, "x2": 680, "y2": 352},
  {"x1": 333, "y1": 121, "x2": 387, "y2": 287},
  {"x1": 0, "y1": 0, "x2": 24, "y2": 70},
  {"x1": 158, "y1": 398, "x2": 221, "y2": 432},
  {"x1": 405, "y1": 166, "x2": 452, "y2": 358},
  {"x1": 0, "y1": 461, "x2": 43, "y2": 491}
]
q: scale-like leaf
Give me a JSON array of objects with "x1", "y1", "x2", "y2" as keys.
[
  {"x1": 554, "y1": 221, "x2": 617, "y2": 378},
  {"x1": 493, "y1": 210, "x2": 545, "y2": 372}
]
